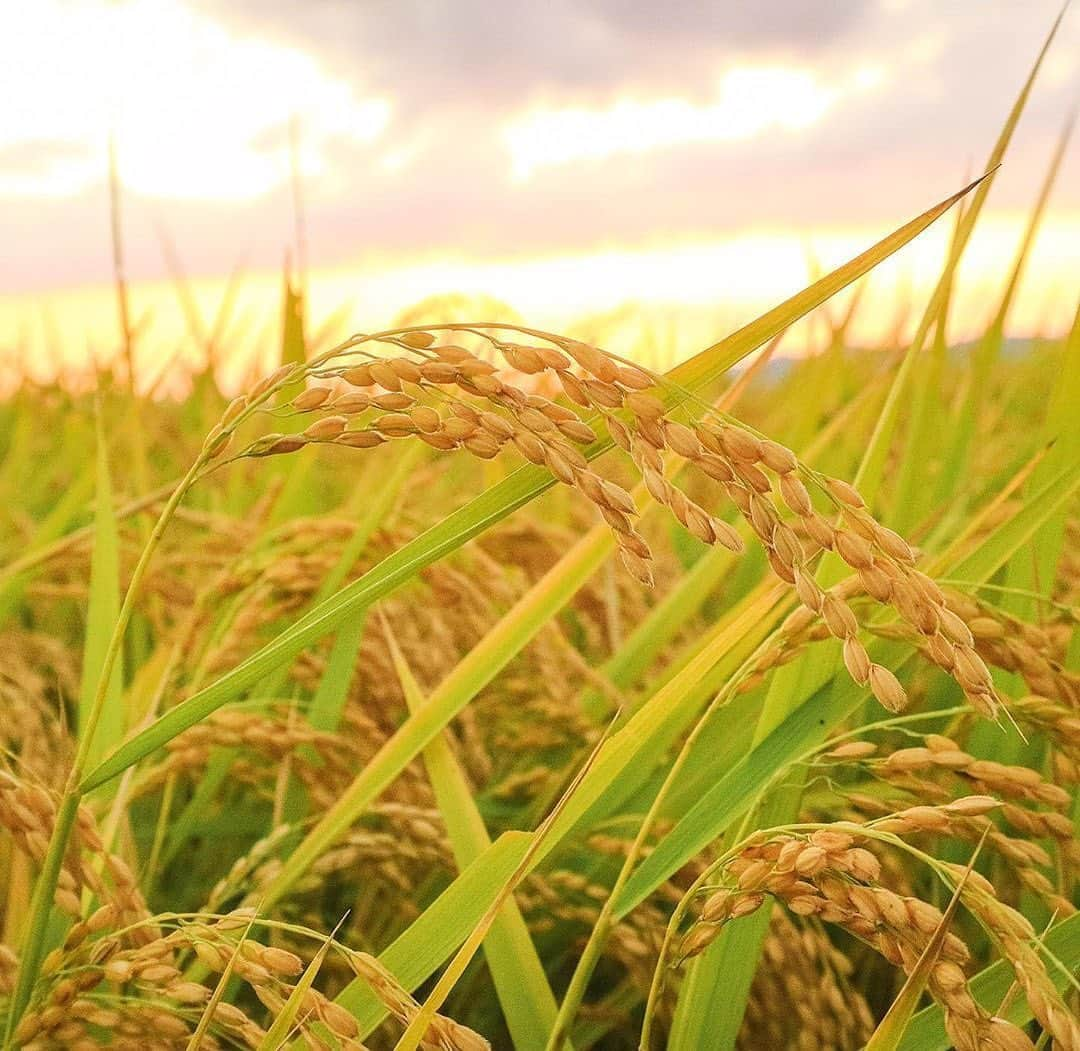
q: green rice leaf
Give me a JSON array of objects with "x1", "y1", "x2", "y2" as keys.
[
  {"x1": 79, "y1": 404, "x2": 126, "y2": 772},
  {"x1": 382, "y1": 619, "x2": 562, "y2": 1051}
]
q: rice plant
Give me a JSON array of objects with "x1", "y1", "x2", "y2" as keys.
[{"x1": 0, "y1": 14, "x2": 1077, "y2": 1051}]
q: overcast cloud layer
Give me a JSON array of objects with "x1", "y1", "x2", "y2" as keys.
[{"x1": 2, "y1": 0, "x2": 1077, "y2": 292}]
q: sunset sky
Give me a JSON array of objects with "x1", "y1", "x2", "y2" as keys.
[{"x1": 1, "y1": 1, "x2": 1077, "y2": 383}]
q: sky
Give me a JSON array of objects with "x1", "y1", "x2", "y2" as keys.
[{"x1": 1, "y1": 0, "x2": 1078, "y2": 383}]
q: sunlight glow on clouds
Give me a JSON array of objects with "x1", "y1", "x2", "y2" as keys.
[
  {"x1": 1, "y1": 0, "x2": 1074, "y2": 361},
  {"x1": 1, "y1": 0, "x2": 391, "y2": 201},
  {"x1": 6, "y1": 209, "x2": 1076, "y2": 391},
  {"x1": 504, "y1": 65, "x2": 884, "y2": 178}
]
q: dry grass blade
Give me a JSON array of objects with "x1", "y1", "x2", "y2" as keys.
[
  {"x1": 393, "y1": 719, "x2": 616, "y2": 1051},
  {"x1": 865, "y1": 832, "x2": 987, "y2": 1050},
  {"x1": 257, "y1": 913, "x2": 348, "y2": 1051},
  {"x1": 186, "y1": 908, "x2": 260, "y2": 1051}
]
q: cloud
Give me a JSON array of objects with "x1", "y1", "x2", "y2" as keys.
[
  {"x1": 197, "y1": 0, "x2": 866, "y2": 111},
  {"x1": 1, "y1": 0, "x2": 391, "y2": 201},
  {"x1": 503, "y1": 65, "x2": 879, "y2": 178},
  {"x1": 0, "y1": 140, "x2": 98, "y2": 196},
  {"x1": 185, "y1": 0, "x2": 1080, "y2": 215},
  {"x1": 1, "y1": 0, "x2": 1076, "y2": 296}
]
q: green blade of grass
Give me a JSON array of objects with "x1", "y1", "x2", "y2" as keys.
[
  {"x1": 945, "y1": 462, "x2": 1080, "y2": 584},
  {"x1": 667, "y1": 911, "x2": 768, "y2": 1051},
  {"x1": 853, "y1": 6, "x2": 1063, "y2": 503},
  {"x1": 392, "y1": 727, "x2": 609, "y2": 1051},
  {"x1": 79, "y1": 404, "x2": 126, "y2": 772},
  {"x1": 943, "y1": 109, "x2": 1075, "y2": 502},
  {"x1": 1001, "y1": 293, "x2": 1080, "y2": 620},
  {"x1": 382, "y1": 617, "x2": 563, "y2": 1051},
  {"x1": 887, "y1": 197, "x2": 964, "y2": 533},
  {"x1": 306, "y1": 614, "x2": 367, "y2": 734}
]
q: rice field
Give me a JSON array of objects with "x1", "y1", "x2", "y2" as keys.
[{"x1": 0, "y1": 19, "x2": 1078, "y2": 1051}]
